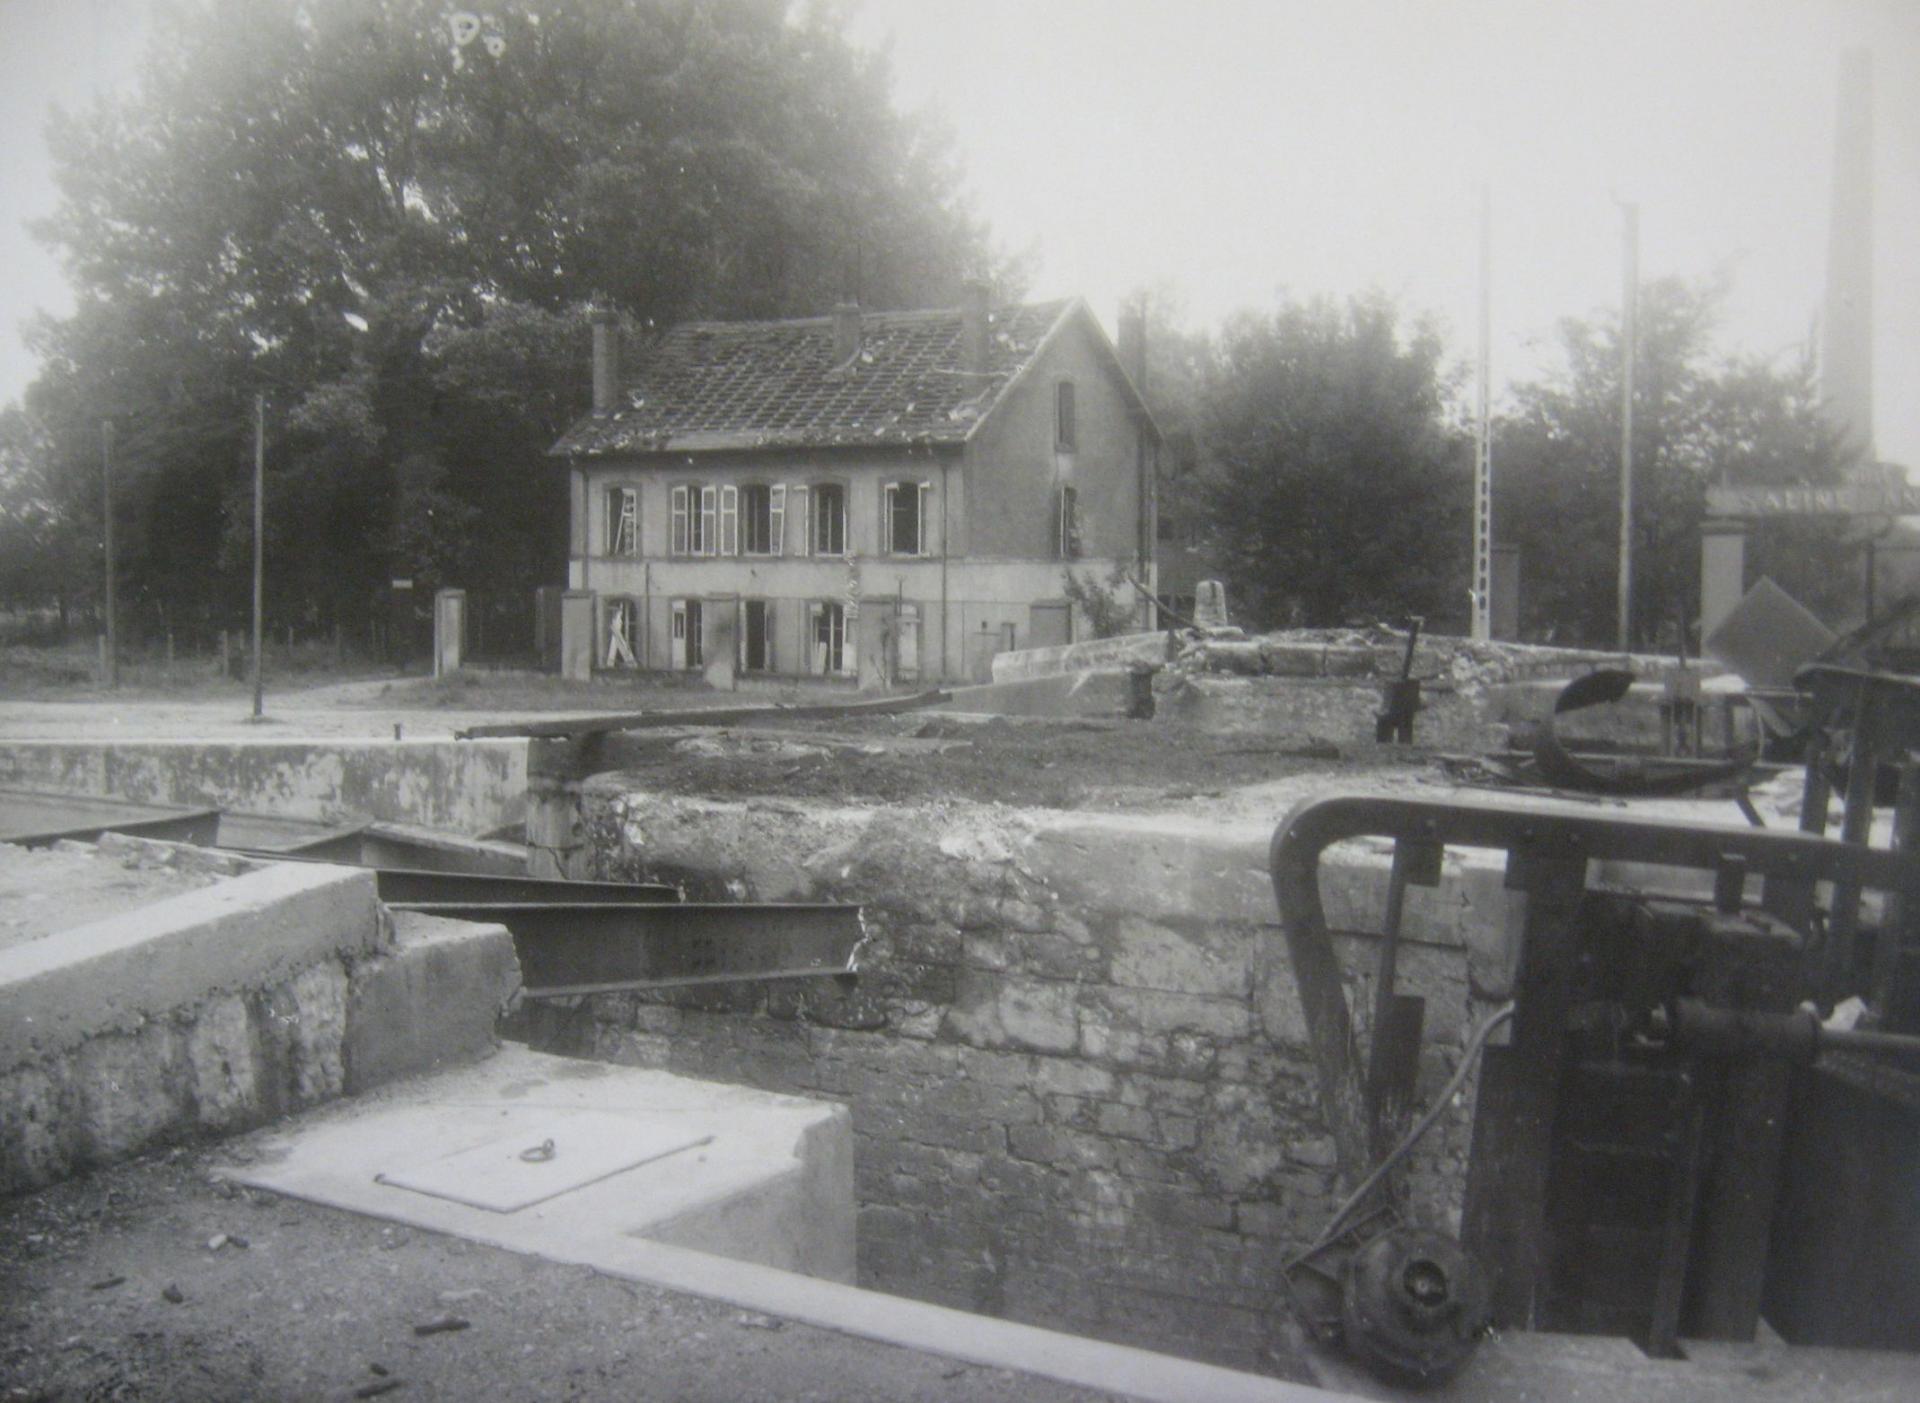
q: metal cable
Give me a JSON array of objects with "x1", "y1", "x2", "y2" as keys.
[{"x1": 1295, "y1": 1000, "x2": 1517, "y2": 1263}]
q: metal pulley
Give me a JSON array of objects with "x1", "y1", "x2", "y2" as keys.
[{"x1": 1340, "y1": 1227, "x2": 1489, "y2": 1387}]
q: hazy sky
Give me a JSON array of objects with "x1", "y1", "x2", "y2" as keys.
[{"x1": 4, "y1": 0, "x2": 1917, "y2": 469}]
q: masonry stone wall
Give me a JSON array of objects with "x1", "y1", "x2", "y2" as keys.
[{"x1": 539, "y1": 786, "x2": 1517, "y2": 1374}]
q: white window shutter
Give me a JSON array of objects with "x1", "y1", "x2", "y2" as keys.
[
  {"x1": 918, "y1": 482, "x2": 931, "y2": 557},
  {"x1": 671, "y1": 485, "x2": 688, "y2": 556},
  {"x1": 882, "y1": 483, "x2": 896, "y2": 554},
  {"x1": 791, "y1": 485, "x2": 809, "y2": 557},
  {"x1": 720, "y1": 485, "x2": 739, "y2": 556},
  {"x1": 700, "y1": 486, "x2": 717, "y2": 557},
  {"x1": 770, "y1": 485, "x2": 786, "y2": 555}
]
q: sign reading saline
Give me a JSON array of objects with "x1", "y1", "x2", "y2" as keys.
[{"x1": 1706, "y1": 482, "x2": 1920, "y2": 519}]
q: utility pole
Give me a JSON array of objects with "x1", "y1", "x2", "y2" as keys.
[
  {"x1": 1617, "y1": 201, "x2": 1639, "y2": 655},
  {"x1": 252, "y1": 394, "x2": 265, "y2": 719},
  {"x1": 101, "y1": 420, "x2": 117, "y2": 687},
  {"x1": 1472, "y1": 185, "x2": 1493, "y2": 643}
]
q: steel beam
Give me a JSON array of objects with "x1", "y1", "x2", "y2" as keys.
[{"x1": 392, "y1": 899, "x2": 866, "y2": 996}]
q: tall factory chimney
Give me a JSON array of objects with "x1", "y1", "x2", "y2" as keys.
[{"x1": 1822, "y1": 47, "x2": 1875, "y2": 470}]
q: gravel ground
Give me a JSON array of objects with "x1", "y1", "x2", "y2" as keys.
[{"x1": 0, "y1": 1148, "x2": 1125, "y2": 1403}]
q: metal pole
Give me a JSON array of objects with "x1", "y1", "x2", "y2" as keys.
[
  {"x1": 101, "y1": 420, "x2": 116, "y2": 687},
  {"x1": 1618, "y1": 202, "x2": 1638, "y2": 654},
  {"x1": 252, "y1": 394, "x2": 265, "y2": 719},
  {"x1": 1472, "y1": 185, "x2": 1493, "y2": 642}
]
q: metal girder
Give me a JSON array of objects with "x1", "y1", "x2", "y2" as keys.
[
  {"x1": 0, "y1": 788, "x2": 222, "y2": 848},
  {"x1": 222, "y1": 852, "x2": 681, "y2": 906},
  {"x1": 392, "y1": 899, "x2": 866, "y2": 996}
]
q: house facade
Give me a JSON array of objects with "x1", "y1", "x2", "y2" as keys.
[{"x1": 551, "y1": 288, "x2": 1160, "y2": 685}]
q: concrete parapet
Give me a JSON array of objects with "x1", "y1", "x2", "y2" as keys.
[
  {"x1": 345, "y1": 910, "x2": 520, "y2": 1093},
  {"x1": 0, "y1": 738, "x2": 526, "y2": 834},
  {"x1": 1, "y1": 845, "x2": 521, "y2": 1195},
  {"x1": 0, "y1": 862, "x2": 381, "y2": 1072}
]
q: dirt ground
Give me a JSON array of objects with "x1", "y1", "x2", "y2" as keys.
[
  {"x1": 586, "y1": 712, "x2": 1429, "y2": 811},
  {"x1": 0, "y1": 1147, "x2": 1123, "y2": 1403}
]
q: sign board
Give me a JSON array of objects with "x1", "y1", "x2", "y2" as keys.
[{"x1": 1706, "y1": 482, "x2": 1920, "y2": 519}]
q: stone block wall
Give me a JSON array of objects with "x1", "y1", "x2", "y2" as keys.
[
  {"x1": 1, "y1": 841, "x2": 520, "y2": 1195},
  {"x1": 539, "y1": 787, "x2": 1516, "y2": 1374}
]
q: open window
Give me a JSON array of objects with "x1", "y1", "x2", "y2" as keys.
[
  {"x1": 671, "y1": 484, "x2": 709, "y2": 557},
  {"x1": 812, "y1": 482, "x2": 846, "y2": 556},
  {"x1": 809, "y1": 600, "x2": 855, "y2": 676},
  {"x1": 882, "y1": 481, "x2": 931, "y2": 557},
  {"x1": 742, "y1": 484, "x2": 786, "y2": 556},
  {"x1": 603, "y1": 597, "x2": 638, "y2": 668},
  {"x1": 603, "y1": 485, "x2": 639, "y2": 557}
]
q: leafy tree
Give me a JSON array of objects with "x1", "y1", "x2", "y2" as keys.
[
  {"x1": 1197, "y1": 293, "x2": 1469, "y2": 628},
  {"x1": 1496, "y1": 277, "x2": 1859, "y2": 647},
  {"x1": 13, "y1": 0, "x2": 999, "y2": 646}
]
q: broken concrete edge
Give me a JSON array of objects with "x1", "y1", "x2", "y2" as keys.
[
  {"x1": 989, "y1": 630, "x2": 1169, "y2": 683},
  {"x1": 576, "y1": 783, "x2": 1515, "y2": 965},
  {"x1": 0, "y1": 862, "x2": 383, "y2": 1072},
  {"x1": 344, "y1": 911, "x2": 522, "y2": 1095}
]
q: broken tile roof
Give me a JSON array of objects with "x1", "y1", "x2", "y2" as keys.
[{"x1": 551, "y1": 298, "x2": 1089, "y2": 457}]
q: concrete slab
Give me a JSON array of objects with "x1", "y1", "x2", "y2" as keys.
[
  {"x1": 226, "y1": 1042, "x2": 855, "y2": 1283},
  {"x1": 0, "y1": 840, "x2": 219, "y2": 954},
  {"x1": 225, "y1": 1042, "x2": 1339, "y2": 1403},
  {"x1": 376, "y1": 1108, "x2": 710, "y2": 1212}
]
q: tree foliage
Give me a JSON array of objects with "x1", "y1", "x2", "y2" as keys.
[
  {"x1": 1197, "y1": 294, "x2": 1469, "y2": 628},
  {"x1": 1495, "y1": 277, "x2": 1859, "y2": 647},
  {"x1": 10, "y1": 0, "x2": 997, "y2": 645}
]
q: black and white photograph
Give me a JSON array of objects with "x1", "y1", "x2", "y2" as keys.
[{"x1": 2, "y1": 1, "x2": 1917, "y2": 1398}]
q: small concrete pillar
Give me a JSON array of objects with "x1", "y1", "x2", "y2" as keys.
[
  {"x1": 1193, "y1": 580, "x2": 1229, "y2": 629},
  {"x1": 1701, "y1": 523, "x2": 1747, "y2": 641},
  {"x1": 433, "y1": 589, "x2": 466, "y2": 678},
  {"x1": 559, "y1": 590, "x2": 596, "y2": 681}
]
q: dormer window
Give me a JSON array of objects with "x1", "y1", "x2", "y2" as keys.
[{"x1": 1054, "y1": 379, "x2": 1076, "y2": 453}]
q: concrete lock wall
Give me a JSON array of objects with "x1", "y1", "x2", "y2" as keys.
[
  {"x1": 0, "y1": 739, "x2": 526, "y2": 834},
  {"x1": 534, "y1": 786, "x2": 1517, "y2": 1373}
]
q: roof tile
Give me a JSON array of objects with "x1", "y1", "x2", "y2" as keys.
[{"x1": 551, "y1": 300, "x2": 1074, "y2": 457}]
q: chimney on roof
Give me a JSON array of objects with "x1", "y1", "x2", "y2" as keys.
[
  {"x1": 1117, "y1": 298, "x2": 1147, "y2": 396},
  {"x1": 961, "y1": 278, "x2": 991, "y2": 376},
  {"x1": 590, "y1": 295, "x2": 620, "y2": 415},
  {"x1": 832, "y1": 302, "x2": 862, "y2": 365}
]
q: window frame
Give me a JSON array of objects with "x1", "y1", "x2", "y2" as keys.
[
  {"x1": 1054, "y1": 379, "x2": 1076, "y2": 453},
  {"x1": 882, "y1": 480, "x2": 933, "y2": 558},
  {"x1": 811, "y1": 480, "x2": 848, "y2": 558},
  {"x1": 740, "y1": 483, "x2": 787, "y2": 557},
  {"x1": 1056, "y1": 484, "x2": 1081, "y2": 559},
  {"x1": 809, "y1": 599, "x2": 854, "y2": 676},
  {"x1": 603, "y1": 484, "x2": 640, "y2": 558}
]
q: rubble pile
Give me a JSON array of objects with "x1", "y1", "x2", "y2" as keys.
[{"x1": 1166, "y1": 627, "x2": 1700, "y2": 701}]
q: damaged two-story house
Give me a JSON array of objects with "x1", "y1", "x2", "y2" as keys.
[{"x1": 549, "y1": 285, "x2": 1160, "y2": 686}]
